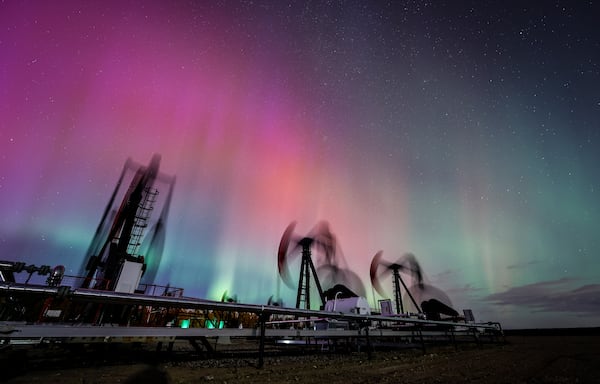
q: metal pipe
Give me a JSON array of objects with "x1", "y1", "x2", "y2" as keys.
[{"x1": 0, "y1": 282, "x2": 501, "y2": 331}]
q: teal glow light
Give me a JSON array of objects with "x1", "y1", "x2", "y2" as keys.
[{"x1": 206, "y1": 320, "x2": 224, "y2": 329}]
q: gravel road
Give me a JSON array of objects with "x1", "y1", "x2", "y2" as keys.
[{"x1": 3, "y1": 335, "x2": 599, "y2": 383}]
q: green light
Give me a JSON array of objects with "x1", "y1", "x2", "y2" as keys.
[
  {"x1": 205, "y1": 319, "x2": 225, "y2": 329},
  {"x1": 180, "y1": 319, "x2": 190, "y2": 328}
]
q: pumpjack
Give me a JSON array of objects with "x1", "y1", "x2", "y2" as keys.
[{"x1": 80, "y1": 154, "x2": 175, "y2": 295}]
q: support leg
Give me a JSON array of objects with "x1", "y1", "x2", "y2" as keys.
[{"x1": 257, "y1": 311, "x2": 268, "y2": 369}]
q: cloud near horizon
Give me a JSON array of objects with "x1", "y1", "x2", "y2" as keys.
[
  {"x1": 505, "y1": 260, "x2": 542, "y2": 270},
  {"x1": 484, "y1": 278, "x2": 600, "y2": 315}
]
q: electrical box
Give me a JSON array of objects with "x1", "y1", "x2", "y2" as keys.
[{"x1": 114, "y1": 260, "x2": 144, "y2": 293}]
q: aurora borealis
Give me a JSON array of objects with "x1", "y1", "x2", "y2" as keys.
[{"x1": 1, "y1": 1, "x2": 599, "y2": 329}]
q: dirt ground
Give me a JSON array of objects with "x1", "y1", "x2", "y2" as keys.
[{"x1": 3, "y1": 335, "x2": 600, "y2": 383}]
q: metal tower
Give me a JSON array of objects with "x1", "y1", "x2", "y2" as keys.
[
  {"x1": 295, "y1": 237, "x2": 325, "y2": 310},
  {"x1": 79, "y1": 154, "x2": 173, "y2": 292}
]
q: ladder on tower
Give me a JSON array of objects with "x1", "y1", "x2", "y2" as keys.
[{"x1": 127, "y1": 187, "x2": 158, "y2": 256}]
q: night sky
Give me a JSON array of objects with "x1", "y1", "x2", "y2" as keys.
[{"x1": 1, "y1": 1, "x2": 599, "y2": 329}]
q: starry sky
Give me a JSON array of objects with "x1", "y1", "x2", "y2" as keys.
[{"x1": 1, "y1": 1, "x2": 599, "y2": 329}]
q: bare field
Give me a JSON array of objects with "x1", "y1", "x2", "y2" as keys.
[{"x1": 3, "y1": 335, "x2": 600, "y2": 383}]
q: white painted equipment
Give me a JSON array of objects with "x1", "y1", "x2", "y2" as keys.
[
  {"x1": 114, "y1": 260, "x2": 144, "y2": 293},
  {"x1": 324, "y1": 296, "x2": 371, "y2": 315}
]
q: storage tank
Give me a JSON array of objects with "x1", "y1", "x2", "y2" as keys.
[{"x1": 324, "y1": 296, "x2": 371, "y2": 315}]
